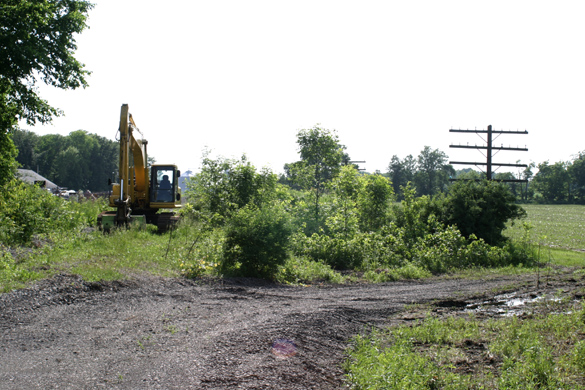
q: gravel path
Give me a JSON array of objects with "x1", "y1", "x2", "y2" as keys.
[{"x1": 0, "y1": 272, "x2": 577, "y2": 389}]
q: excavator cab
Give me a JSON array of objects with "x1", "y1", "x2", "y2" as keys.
[{"x1": 150, "y1": 165, "x2": 181, "y2": 206}]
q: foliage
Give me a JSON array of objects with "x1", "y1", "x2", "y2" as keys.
[
  {"x1": 386, "y1": 147, "x2": 454, "y2": 200},
  {"x1": 412, "y1": 226, "x2": 521, "y2": 274},
  {"x1": 357, "y1": 173, "x2": 394, "y2": 232},
  {"x1": 414, "y1": 146, "x2": 454, "y2": 197},
  {"x1": 291, "y1": 231, "x2": 367, "y2": 270},
  {"x1": 569, "y1": 151, "x2": 585, "y2": 203},
  {"x1": 222, "y1": 203, "x2": 292, "y2": 278},
  {"x1": 363, "y1": 263, "x2": 431, "y2": 282},
  {"x1": 283, "y1": 125, "x2": 347, "y2": 232},
  {"x1": 185, "y1": 153, "x2": 278, "y2": 225},
  {"x1": 0, "y1": 132, "x2": 18, "y2": 186},
  {"x1": 533, "y1": 161, "x2": 571, "y2": 203},
  {"x1": 387, "y1": 154, "x2": 416, "y2": 200},
  {"x1": 438, "y1": 179, "x2": 526, "y2": 246},
  {"x1": 0, "y1": 0, "x2": 93, "y2": 183},
  {"x1": 326, "y1": 166, "x2": 362, "y2": 239},
  {"x1": 295, "y1": 125, "x2": 346, "y2": 185},
  {"x1": 293, "y1": 179, "x2": 531, "y2": 274},
  {"x1": 393, "y1": 184, "x2": 438, "y2": 247},
  {"x1": 177, "y1": 223, "x2": 223, "y2": 279},
  {"x1": 276, "y1": 256, "x2": 346, "y2": 285},
  {"x1": 0, "y1": 179, "x2": 105, "y2": 246}
]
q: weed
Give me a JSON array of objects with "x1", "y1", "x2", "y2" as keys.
[{"x1": 165, "y1": 325, "x2": 178, "y2": 335}]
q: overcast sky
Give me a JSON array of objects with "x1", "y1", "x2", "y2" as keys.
[{"x1": 29, "y1": 0, "x2": 584, "y2": 175}]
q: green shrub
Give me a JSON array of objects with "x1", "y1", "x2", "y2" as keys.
[
  {"x1": 412, "y1": 226, "x2": 520, "y2": 273},
  {"x1": 222, "y1": 203, "x2": 292, "y2": 278},
  {"x1": 276, "y1": 256, "x2": 346, "y2": 284},
  {"x1": 440, "y1": 179, "x2": 526, "y2": 246},
  {"x1": 291, "y1": 231, "x2": 366, "y2": 270},
  {"x1": 0, "y1": 179, "x2": 105, "y2": 246},
  {"x1": 364, "y1": 263, "x2": 431, "y2": 282}
]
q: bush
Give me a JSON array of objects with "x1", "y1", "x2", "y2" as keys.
[
  {"x1": 440, "y1": 180, "x2": 526, "y2": 246},
  {"x1": 0, "y1": 179, "x2": 104, "y2": 246},
  {"x1": 276, "y1": 256, "x2": 346, "y2": 284},
  {"x1": 291, "y1": 231, "x2": 367, "y2": 270},
  {"x1": 222, "y1": 203, "x2": 292, "y2": 278},
  {"x1": 412, "y1": 226, "x2": 517, "y2": 274}
]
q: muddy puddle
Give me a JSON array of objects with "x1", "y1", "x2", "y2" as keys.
[{"x1": 465, "y1": 292, "x2": 562, "y2": 317}]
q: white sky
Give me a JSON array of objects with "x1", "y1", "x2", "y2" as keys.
[{"x1": 27, "y1": 0, "x2": 585, "y2": 175}]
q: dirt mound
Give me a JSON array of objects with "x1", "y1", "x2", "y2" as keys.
[{"x1": 1, "y1": 270, "x2": 582, "y2": 389}]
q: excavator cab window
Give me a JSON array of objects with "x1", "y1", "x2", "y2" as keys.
[{"x1": 151, "y1": 166, "x2": 177, "y2": 203}]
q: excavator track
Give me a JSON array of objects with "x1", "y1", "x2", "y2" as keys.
[{"x1": 156, "y1": 212, "x2": 180, "y2": 233}]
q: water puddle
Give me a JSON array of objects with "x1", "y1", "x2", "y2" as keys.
[{"x1": 465, "y1": 292, "x2": 557, "y2": 317}]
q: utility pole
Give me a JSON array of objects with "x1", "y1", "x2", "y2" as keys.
[
  {"x1": 346, "y1": 160, "x2": 366, "y2": 171},
  {"x1": 449, "y1": 125, "x2": 528, "y2": 182}
]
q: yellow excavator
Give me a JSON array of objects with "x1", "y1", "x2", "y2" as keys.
[{"x1": 97, "y1": 104, "x2": 181, "y2": 231}]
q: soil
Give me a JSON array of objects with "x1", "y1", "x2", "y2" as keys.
[{"x1": 1, "y1": 269, "x2": 584, "y2": 389}]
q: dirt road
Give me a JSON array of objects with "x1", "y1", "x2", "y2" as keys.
[{"x1": 0, "y1": 271, "x2": 581, "y2": 389}]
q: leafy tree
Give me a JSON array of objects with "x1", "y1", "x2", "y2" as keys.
[
  {"x1": 518, "y1": 162, "x2": 535, "y2": 202},
  {"x1": 455, "y1": 168, "x2": 483, "y2": 180},
  {"x1": 568, "y1": 152, "x2": 585, "y2": 204},
  {"x1": 0, "y1": 0, "x2": 93, "y2": 185},
  {"x1": 185, "y1": 153, "x2": 278, "y2": 224},
  {"x1": 387, "y1": 154, "x2": 415, "y2": 200},
  {"x1": 494, "y1": 171, "x2": 520, "y2": 198},
  {"x1": 288, "y1": 125, "x2": 346, "y2": 230},
  {"x1": 296, "y1": 125, "x2": 345, "y2": 184},
  {"x1": 11, "y1": 129, "x2": 39, "y2": 170},
  {"x1": 54, "y1": 146, "x2": 81, "y2": 189},
  {"x1": 358, "y1": 173, "x2": 394, "y2": 232},
  {"x1": 533, "y1": 161, "x2": 570, "y2": 203},
  {"x1": 394, "y1": 184, "x2": 437, "y2": 247},
  {"x1": 326, "y1": 165, "x2": 361, "y2": 239},
  {"x1": 34, "y1": 133, "x2": 65, "y2": 179},
  {"x1": 439, "y1": 180, "x2": 526, "y2": 246},
  {"x1": 0, "y1": 132, "x2": 18, "y2": 185},
  {"x1": 414, "y1": 146, "x2": 453, "y2": 197},
  {"x1": 281, "y1": 161, "x2": 311, "y2": 190}
]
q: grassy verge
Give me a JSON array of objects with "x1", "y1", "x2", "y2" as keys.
[
  {"x1": 0, "y1": 226, "x2": 183, "y2": 292},
  {"x1": 345, "y1": 295, "x2": 585, "y2": 389}
]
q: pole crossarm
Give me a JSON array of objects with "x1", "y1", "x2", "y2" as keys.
[
  {"x1": 449, "y1": 161, "x2": 528, "y2": 168},
  {"x1": 449, "y1": 129, "x2": 528, "y2": 135},
  {"x1": 450, "y1": 145, "x2": 528, "y2": 151},
  {"x1": 449, "y1": 178, "x2": 528, "y2": 183}
]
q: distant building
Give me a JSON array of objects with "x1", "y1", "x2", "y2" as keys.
[
  {"x1": 178, "y1": 169, "x2": 194, "y2": 193},
  {"x1": 16, "y1": 169, "x2": 59, "y2": 190}
]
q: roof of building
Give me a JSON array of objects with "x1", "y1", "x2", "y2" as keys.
[{"x1": 16, "y1": 169, "x2": 59, "y2": 189}]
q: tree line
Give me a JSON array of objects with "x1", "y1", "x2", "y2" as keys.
[
  {"x1": 12, "y1": 129, "x2": 118, "y2": 192},
  {"x1": 9, "y1": 124, "x2": 585, "y2": 205},
  {"x1": 384, "y1": 149, "x2": 585, "y2": 204}
]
